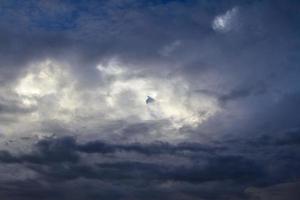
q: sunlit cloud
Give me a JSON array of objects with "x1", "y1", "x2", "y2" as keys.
[
  {"x1": 96, "y1": 58, "x2": 220, "y2": 128},
  {"x1": 6, "y1": 58, "x2": 220, "y2": 141},
  {"x1": 212, "y1": 7, "x2": 239, "y2": 32}
]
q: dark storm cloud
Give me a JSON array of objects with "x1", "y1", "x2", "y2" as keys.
[
  {"x1": 0, "y1": 137, "x2": 79, "y2": 164},
  {"x1": 78, "y1": 139, "x2": 225, "y2": 155},
  {"x1": 48, "y1": 155, "x2": 262, "y2": 183},
  {"x1": 218, "y1": 83, "x2": 267, "y2": 105},
  {"x1": 0, "y1": 150, "x2": 20, "y2": 163},
  {"x1": 0, "y1": 136, "x2": 223, "y2": 164},
  {"x1": 0, "y1": 134, "x2": 290, "y2": 179},
  {"x1": 0, "y1": 132, "x2": 299, "y2": 199},
  {"x1": 246, "y1": 181, "x2": 300, "y2": 200},
  {"x1": 195, "y1": 81, "x2": 268, "y2": 106},
  {"x1": 0, "y1": 137, "x2": 262, "y2": 190},
  {"x1": 240, "y1": 127, "x2": 300, "y2": 147},
  {"x1": 0, "y1": 135, "x2": 281, "y2": 199},
  {"x1": 274, "y1": 129, "x2": 300, "y2": 146},
  {"x1": 0, "y1": 180, "x2": 64, "y2": 200}
]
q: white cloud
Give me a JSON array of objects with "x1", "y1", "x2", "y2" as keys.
[
  {"x1": 3, "y1": 58, "x2": 220, "y2": 142},
  {"x1": 96, "y1": 58, "x2": 220, "y2": 128},
  {"x1": 212, "y1": 7, "x2": 239, "y2": 32}
]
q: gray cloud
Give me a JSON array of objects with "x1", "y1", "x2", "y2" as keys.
[{"x1": 0, "y1": 0, "x2": 300, "y2": 199}]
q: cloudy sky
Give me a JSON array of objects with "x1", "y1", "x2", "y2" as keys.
[{"x1": 0, "y1": 0, "x2": 300, "y2": 199}]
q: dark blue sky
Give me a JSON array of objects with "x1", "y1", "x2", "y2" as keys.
[{"x1": 0, "y1": 0, "x2": 299, "y2": 199}]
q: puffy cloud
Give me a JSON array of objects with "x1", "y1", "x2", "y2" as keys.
[
  {"x1": 212, "y1": 7, "x2": 239, "y2": 32},
  {"x1": 0, "y1": 57, "x2": 220, "y2": 142}
]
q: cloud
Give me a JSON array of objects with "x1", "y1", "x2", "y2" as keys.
[
  {"x1": 0, "y1": 0, "x2": 300, "y2": 199},
  {"x1": 0, "y1": 136, "x2": 223, "y2": 163},
  {"x1": 0, "y1": 58, "x2": 220, "y2": 141},
  {"x1": 0, "y1": 100, "x2": 35, "y2": 115},
  {"x1": 0, "y1": 137, "x2": 79, "y2": 164},
  {"x1": 246, "y1": 181, "x2": 300, "y2": 200},
  {"x1": 212, "y1": 7, "x2": 239, "y2": 32},
  {"x1": 159, "y1": 40, "x2": 182, "y2": 56},
  {"x1": 0, "y1": 133, "x2": 299, "y2": 199},
  {"x1": 0, "y1": 137, "x2": 264, "y2": 185}
]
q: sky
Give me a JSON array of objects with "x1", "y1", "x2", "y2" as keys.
[{"x1": 0, "y1": 0, "x2": 300, "y2": 199}]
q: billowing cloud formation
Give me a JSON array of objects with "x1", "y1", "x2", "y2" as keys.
[
  {"x1": 4, "y1": 58, "x2": 219, "y2": 143},
  {"x1": 0, "y1": 0, "x2": 300, "y2": 199}
]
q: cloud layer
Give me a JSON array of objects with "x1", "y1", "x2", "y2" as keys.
[{"x1": 0, "y1": 0, "x2": 300, "y2": 199}]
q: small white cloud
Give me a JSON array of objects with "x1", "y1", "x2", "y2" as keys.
[
  {"x1": 96, "y1": 58, "x2": 125, "y2": 76},
  {"x1": 212, "y1": 7, "x2": 239, "y2": 32}
]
